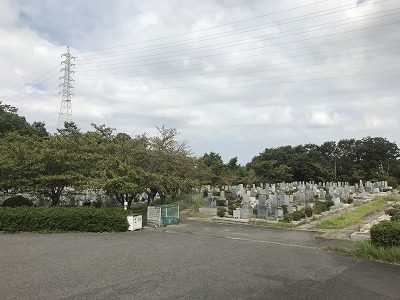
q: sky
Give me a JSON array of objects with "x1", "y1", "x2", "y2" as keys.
[{"x1": 1, "y1": 0, "x2": 399, "y2": 165}]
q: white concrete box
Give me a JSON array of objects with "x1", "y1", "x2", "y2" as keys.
[{"x1": 127, "y1": 215, "x2": 143, "y2": 231}]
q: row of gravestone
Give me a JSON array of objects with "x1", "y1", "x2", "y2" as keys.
[{"x1": 204, "y1": 180, "x2": 391, "y2": 220}]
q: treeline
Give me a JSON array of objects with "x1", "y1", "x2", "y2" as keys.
[
  {"x1": 1, "y1": 102, "x2": 399, "y2": 207},
  {"x1": 248, "y1": 138, "x2": 400, "y2": 186},
  {"x1": 0, "y1": 102, "x2": 256, "y2": 207}
]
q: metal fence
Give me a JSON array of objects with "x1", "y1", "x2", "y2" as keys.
[
  {"x1": 147, "y1": 203, "x2": 180, "y2": 227},
  {"x1": 172, "y1": 193, "x2": 202, "y2": 210}
]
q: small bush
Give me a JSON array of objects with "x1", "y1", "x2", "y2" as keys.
[
  {"x1": 281, "y1": 205, "x2": 288, "y2": 215},
  {"x1": 2, "y1": 196, "x2": 33, "y2": 207},
  {"x1": 291, "y1": 210, "x2": 306, "y2": 221},
  {"x1": 225, "y1": 191, "x2": 233, "y2": 200},
  {"x1": 385, "y1": 208, "x2": 400, "y2": 222},
  {"x1": 217, "y1": 207, "x2": 226, "y2": 217},
  {"x1": 313, "y1": 200, "x2": 330, "y2": 214},
  {"x1": 304, "y1": 206, "x2": 313, "y2": 218},
  {"x1": 370, "y1": 220, "x2": 400, "y2": 248},
  {"x1": 0, "y1": 207, "x2": 128, "y2": 232},
  {"x1": 216, "y1": 199, "x2": 226, "y2": 206},
  {"x1": 325, "y1": 199, "x2": 334, "y2": 209},
  {"x1": 283, "y1": 214, "x2": 292, "y2": 223}
]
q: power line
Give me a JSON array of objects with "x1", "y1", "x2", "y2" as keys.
[
  {"x1": 75, "y1": 61, "x2": 400, "y2": 95},
  {"x1": 0, "y1": 60, "x2": 60, "y2": 101},
  {"x1": 77, "y1": 0, "x2": 386, "y2": 60},
  {"x1": 77, "y1": 0, "x2": 334, "y2": 54},
  {"x1": 73, "y1": 46, "x2": 400, "y2": 88},
  {"x1": 74, "y1": 38, "x2": 400, "y2": 83},
  {"x1": 75, "y1": 18, "x2": 400, "y2": 72},
  {"x1": 2, "y1": 69, "x2": 61, "y2": 104}
]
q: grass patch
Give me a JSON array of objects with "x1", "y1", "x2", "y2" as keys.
[
  {"x1": 350, "y1": 240, "x2": 400, "y2": 264},
  {"x1": 255, "y1": 220, "x2": 295, "y2": 228},
  {"x1": 180, "y1": 197, "x2": 209, "y2": 219},
  {"x1": 314, "y1": 195, "x2": 400, "y2": 229},
  {"x1": 325, "y1": 241, "x2": 400, "y2": 264}
]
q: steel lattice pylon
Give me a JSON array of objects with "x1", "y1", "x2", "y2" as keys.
[{"x1": 57, "y1": 46, "x2": 75, "y2": 129}]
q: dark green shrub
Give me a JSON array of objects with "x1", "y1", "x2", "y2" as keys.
[
  {"x1": 325, "y1": 199, "x2": 334, "y2": 209},
  {"x1": 93, "y1": 201, "x2": 102, "y2": 208},
  {"x1": 203, "y1": 190, "x2": 208, "y2": 197},
  {"x1": 0, "y1": 207, "x2": 129, "y2": 232},
  {"x1": 313, "y1": 200, "x2": 330, "y2": 214},
  {"x1": 216, "y1": 199, "x2": 226, "y2": 206},
  {"x1": 217, "y1": 207, "x2": 226, "y2": 217},
  {"x1": 291, "y1": 211, "x2": 306, "y2": 221},
  {"x1": 283, "y1": 214, "x2": 292, "y2": 223},
  {"x1": 304, "y1": 206, "x2": 313, "y2": 218},
  {"x1": 370, "y1": 221, "x2": 400, "y2": 247},
  {"x1": 253, "y1": 208, "x2": 258, "y2": 215},
  {"x1": 385, "y1": 208, "x2": 400, "y2": 221},
  {"x1": 281, "y1": 205, "x2": 288, "y2": 215},
  {"x1": 227, "y1": 204, "x2": 235, "y2": 215},
  {"x1": 2, "y1": 196, "x2": 33, "y2": 207},
  {"x1": 225, "y1": 190, "x2": 233, "y2": 200}
]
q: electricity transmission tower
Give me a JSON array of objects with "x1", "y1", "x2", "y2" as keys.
[{"x1": 57, "y1": 46, "x2": 75, "y2": 129}]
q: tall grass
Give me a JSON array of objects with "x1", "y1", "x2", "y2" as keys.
[
  {"x1": 351, "y1": 241, "x2": 400, "y2": 264},
  {"x1": 315, "y1": 195, "x2": 400, "y2": 229},
  {"x1": 325, "y1": 241, "x2": 400, "y2": 264}
]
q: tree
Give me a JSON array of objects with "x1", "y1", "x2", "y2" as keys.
[
  {"x1": 0, "y1": 133, "x2": 41, "y2": 193},
  {"x1": 0, "y1": 102, "x2": 33, "y2": 137},
  {"x1": 145, "y1": 126, "x2": 197, "y2": 205},
  {"x1": 201, "y1": 152, "x2": 224, "y2": 186},
  {"x1": 89, "y1": 125, "x2": 149, "y2": 209},
  {"x1": 353, "y1": 137, "x2": 399, "y2": 181},
  {"x1": 31, "y1": 121, "x2": 49, "y2": 137}
]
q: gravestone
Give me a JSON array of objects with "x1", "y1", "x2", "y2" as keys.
[
  {"x1": 258, "y1": 194, "x2": 267, "y2": 206},
  {"x1": 293, "y1": 191, "x2": 300, "y2": 204},
  {"x1": 300, "y1": 192, "x2": 306, "y2": 203},
  {"x1": 275, "y1": 208, "x2": 283, "y2": 218}
]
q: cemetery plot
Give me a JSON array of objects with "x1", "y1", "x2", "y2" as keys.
[{"x1": 199, "y1": 180, "x2": 393, "y2": 227}]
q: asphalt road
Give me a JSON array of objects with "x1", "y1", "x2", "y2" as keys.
[{"x1": 1, "y1": 221, "x2": 399, "y2": 300}]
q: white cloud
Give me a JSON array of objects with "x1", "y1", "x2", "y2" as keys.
[{"x1": 308, "y1": 111, "x2": 341, "y2": 127}]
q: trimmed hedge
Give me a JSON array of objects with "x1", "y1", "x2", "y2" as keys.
[
  {"x1": 370, "y1": 220, "x2": 400, "y2": 248},
  {"x1": 0, "y1": 207, "x2": 129, "y2": 233},
  {"x1": 2, "y1": 196, "x2": 33, "y2": 207}
]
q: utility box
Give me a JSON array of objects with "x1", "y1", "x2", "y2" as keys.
[{"x1": 127, "y1": 215, "x2": 142, "y2": 231}]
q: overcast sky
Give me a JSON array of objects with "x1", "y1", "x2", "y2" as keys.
[{"x1": 1, "y1": 0, "x2": 399, "y2": 164}]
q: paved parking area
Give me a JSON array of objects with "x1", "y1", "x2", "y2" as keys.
[{"x1": 1, "y1": 221, "x2": 399, "y2": 299}]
